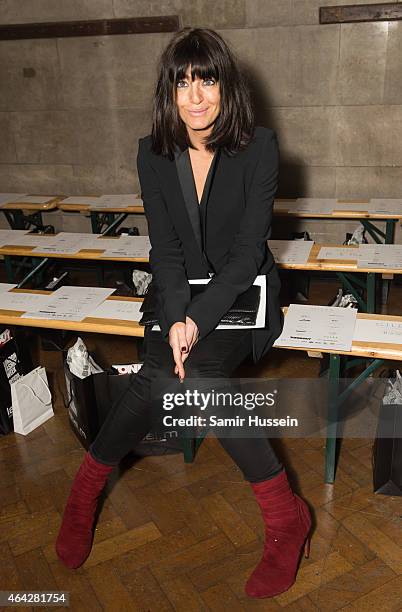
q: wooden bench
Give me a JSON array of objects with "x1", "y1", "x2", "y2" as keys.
[
  {"x1": 3, "y1": 194, "x2": 401, "y2": 241},
  {"x1": 0, "y1": 197, "x2": 60, "y2": 230},
  {"x1": 274, "y1": 198, "x2": 402, "y2": 245},
  {"x1": 1, "y1": 289, "x2": 401, "y2": 482},
  {"x1": 1, "y1": 236, "x2": 401, "y2": 312},
  {"x1": 57, "y1": 196, "x2": 144, "y2": 235}
]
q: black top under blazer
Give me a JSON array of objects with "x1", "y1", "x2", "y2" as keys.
[{"x1": 137, "y1": 126, "x2": 284, "y2": 363}]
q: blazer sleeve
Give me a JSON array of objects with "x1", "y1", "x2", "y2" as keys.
[
  {"x1": 186, "y1": 129, "x2": 279, "y2": 339},
  {"x1": 137, "y1": 138, "x2": 191, "y2": 337}
]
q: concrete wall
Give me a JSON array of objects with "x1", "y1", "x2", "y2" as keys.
[{"x1": 0, "y1": 0, "x2": 401, "y2": 241}]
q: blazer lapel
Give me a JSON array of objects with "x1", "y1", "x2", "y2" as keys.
[
  {"x1": 151, "y1": 146, "x2": 221, "y2": 277},
  {"x1": 175, "y1": 149, "x2": 203, "y2": 254},
  {"x1": 199, "y1": 148, "x2": 220, "y2": 252}
]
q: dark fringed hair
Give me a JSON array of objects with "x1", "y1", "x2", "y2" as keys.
[{"x1": 151, "y1": 28, "x2": 255, "y2": 159}]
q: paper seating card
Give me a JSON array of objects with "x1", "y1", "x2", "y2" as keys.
[
  {"x1": 268, "y1": 240, "x2": 314, "y2": 264},
  {"x1": 16, "y1": 195, "x2": 56, "y2": 204},
  {"x1": 274, "y1": 304, "x2": 357, "y2": 351},
  {"x1": 317, "y1": 246, "x2": 359, "y2": 260},
  {"x1": 0, "y1": 229, "x2": 30, "y2": 247},
  {"x1": 0, "y1": 193, "x2": 28, "y2": 207},
  {"x1": 21, "y1": 286, "x2": 115, "y2": 322},
  {"x1": 0, "y1": 283, "x2": 16, "y2": 293},
  {"x1": 294, "y1": 198, "x2": 336, "y2": 213},
  {"x1": 99, "y1": 235, "x2": 151, "y2": 258},
  {"x1": 353, "y1": 318, "x2": 402, "y2": 344},
  {"x1": 357, "y1": 244, "x2": 402, "y2": 269},
  {"x1": 90, "y1": 194, "x2": 142, "y2": 209},
  {"x1": 0, "y1": 292, "x2": 50, "y2": 311},
  {"x1": 89, "y1": 300, "x2": 143, "y2": 322},
  {"x1": 59, "y1": 196, "x2": 104, "y2": 206},
  {"x1": 31, "y1": 232, "x2": 102, "y2": 254},
  {"x1": 370, "y1": 199, "x2": 402, "y2": 214}
]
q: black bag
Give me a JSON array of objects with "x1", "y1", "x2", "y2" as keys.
[
  {"x1": 64, "y1": 362, "x2": 182, "y2": 455},
  {"x1": 139, "y1": 282, "x2": 261, "y2": 327},
  {"x1": 64, "y1": 361, "x2": 99, "y2": 449},
  {"x1": 0, "y1": 330, "x2": 32, "y2": 435},
  {"x1": 372, "y1": 370, "x2": 402, "y2": 496}
]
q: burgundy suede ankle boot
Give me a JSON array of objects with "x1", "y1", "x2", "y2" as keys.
[
  {"x1": 245, "y1": 469, "x2": 312, "y2": 598},
  {"x1": 56, "y1": 451, "x2": 115, "y2": 569}
]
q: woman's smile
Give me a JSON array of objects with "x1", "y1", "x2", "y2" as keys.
[
  {"x1": 188, "y1": 108, "x2": 209, "y2": 115},
  {"x1": 175, "y1": 67, "x2": 221, "y2": 135}
]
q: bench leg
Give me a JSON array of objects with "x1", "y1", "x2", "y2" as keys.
[
  {"x1": 366, "y1": 272, "x2": 376, "y2": 313},
  {"x1": 325, "y1": 354, "x2": 341, "y2": 484},
  {"x1": 182, "y1": 438, "x2": 195, "y2": 463},
  {"x1": 360, "y1": 219, "x2": 395, "y2": 308},
  {"x1": 181, "y1": 428, "x2": 208, "y2": 463},
  {"x1": 4, "y1": 255, "x2": 15, "y2": 283},
  {"x1": 4, "y1": 209, "x2": 25, "y2": 229},
  {"x1": 16, "y1": 257, "x2": 50, "y2": 288}
]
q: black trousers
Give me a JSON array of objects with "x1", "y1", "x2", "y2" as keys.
[{"x1": 90, "y1": 328, "x2": 282, "y2": 483}]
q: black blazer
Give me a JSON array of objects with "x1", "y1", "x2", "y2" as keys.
[{"x1": 137, "y1": 126, "x2": 284, "y2": 363}]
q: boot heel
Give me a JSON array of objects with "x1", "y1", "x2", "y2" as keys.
[{"x1": 304, "y1": 536, "x2": 311, "y2": 559}]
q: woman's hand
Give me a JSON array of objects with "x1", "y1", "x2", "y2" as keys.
[
  {"x1": 175, "y1": 317, "x2": 199, "y2": 378},
  {"x1": 183, "y1": 316, "x2": 199, "y2": 361},
  {"x1": 168, "y1": 322, "x2": 188, "y2": 381},
  {"x1": 170, "y1": 317, "x2": 199, "y2": 380}
]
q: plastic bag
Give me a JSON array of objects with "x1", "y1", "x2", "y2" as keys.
[
  {"x1": 66, "y1": 337, "x2": 103, "y2": 379},
  {"x1": 132, "y1": 270, "x2": 152, "y2": 296}
]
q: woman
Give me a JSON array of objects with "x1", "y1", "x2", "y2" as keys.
[{"x1": 56, "y1": 28, "x2": 311, "y2": 599}]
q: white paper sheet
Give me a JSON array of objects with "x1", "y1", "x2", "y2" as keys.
[
  {"x1": 89, "y1": 300, "x2": 143, "y2": 322},
  {"x1": 32, "y1": 244, "x2": 81, "y2": 255},
  {"x1": 5, "y1": 233, "x2": 51, "y2": 247},
  {"x1": 31, "y1": 232, "x2": 101, "y2": 254},
  {"x1": 370, "y1": 199, "x2": 402, "y2": 215},
  {"x1": 268, "y1": 240, "x2": 314, "y2": 264},
  {"x1": 58, "y1": 232, "x2": 102, "y2": 245},
  {"x1": 151, "y1": 275, "x2": 267, "y2": 332},
  {"x1": 273, "y1": 200, "x2": 296, "y2": 211},
  {"x1": 273, "y1": 304, "x2": 357, "y2": 351},
  {"x1": 90, "y1": 194, "x2": 142, "y2": 209},
  {"x1": 0, "y1": 291, "x2": 51, "y2": 311},
  {"x1": 59, "y1": 196, "x2": 103, "y2": 206},
  {"x1": 0, "y1": 193, "x2": 28, "y2": 207},
  {"x1": 91, "y1": 237, "x2": 120, "y2": 249},
  {"x1": 0, "y1": 283, "x2": 16, "y2": 292},
  {"x1": 353, "y1": 318, "x2": 402, "y2": 344},
  {"x1": 317, "y1": 246, "x2": 360, "y2": 260},
  {"x1": 0, "y1": 229, "x2": 30, "y2": 247},
  {"x1": 357, "y1": 244, "x2": 402, "y2": 269},
  {"x1": 21, "y1": 286, "x2": 115, "y2": 321},
  {"x1": 16, "y1": 195, "x2": 56, "y2": 204},
  {"x1": 294, "y1": 199, "x2": 336, "y2": 214},
  {"x1": 332, "y1": 201, "x2": 374, "y2": 212},
  {"x1": 100, "y1": 236, "x2": 151, "y2": 258}
]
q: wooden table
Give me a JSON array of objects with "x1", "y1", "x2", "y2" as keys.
[
  {"x1": 57, "y1": 199, "x2": 145, "y2": 235},
  {"x1": 0, "y1": 234, "x2": 149, "y2": 288},
  {"x1": 1, "y1": 237, "x2": 400, "y2": 312},
  {"x1": 274, "y1": 198, "x2": 402, "y2": 246},
  {"x1": 1, "y1": 290, "x2": 401, "y2": 480},
  {"x1": 277, "y1": 307, "x2": 402, "y2": 483},
  {"x1": 1, "y1": 198, "x2": 60, "y2": 230},
  {"x1": 2, "y1": 292, "x2": 401, "y2": 358},
  {"x1": 0, "y1": 290, "x2": 145, "y2": 337},
  {"x1": 278, "y1": 242, "x2": 402, "y2": 313}
]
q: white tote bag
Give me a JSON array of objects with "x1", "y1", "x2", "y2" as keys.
[{"x1": 11, "y1": 366, "x2": 54, "y2": 435}]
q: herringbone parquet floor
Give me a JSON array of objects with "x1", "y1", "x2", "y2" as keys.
[{"x1": 1, "y1": 277, "x2": 402, "y2": 611}]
